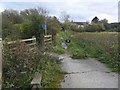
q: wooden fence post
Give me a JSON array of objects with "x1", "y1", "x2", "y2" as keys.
[
  {"x1": 44, "y1": 35, "x2": 52, "y2": 50},
  {"x1": 6, "y1": 37, "x2": 37, "y2": 50}
]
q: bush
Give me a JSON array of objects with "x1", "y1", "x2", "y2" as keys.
[
  {"x1": 2, "y1": 40, "x2": 65, "y2": 89},
  {"x1": 41, "y1": 55, "x2": 64, "y2": 88},
  {"x1": 84, "y1": 24, "x2": 105, "y2": 32},
  {"x1": 71, "y1": 49, "x2": 86, "y2": 59},
  {"x1": 20, "y1": 20, "x2": 34, "y2": 39},
  {"x1": 2, "y1": 42, "x2": 41, "y2": 89},
  {"x1": 53, "y1": 46, "x2": 65, "y2": 54}
]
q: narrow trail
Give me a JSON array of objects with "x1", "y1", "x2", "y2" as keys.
[{"x1": 58, "y1": 54, "x2": 118, "y2": 88}]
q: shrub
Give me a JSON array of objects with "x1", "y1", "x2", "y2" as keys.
[
  {"x1": 53, "y1": 46, "x2": 65, "y2": 54},
  {"x1": 84, "y1": 24, "x2": 105, "y2": 32},
  {"x1": 71, "y1": 49, "x2": 86, "y2": 59},
  {"x1": 2, "y1": 42, "x2": 41, "y2": 89},
  {"x1": 2, "y1": 40, "x2": 65, "y2": 89}
]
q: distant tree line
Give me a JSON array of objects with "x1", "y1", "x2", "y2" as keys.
[
  {"x1": 63, "y1": 16, "x2": 119, "y2": 32},
  {"x1": 2, "y1": 8, "x2": 119, "y2": 43}
]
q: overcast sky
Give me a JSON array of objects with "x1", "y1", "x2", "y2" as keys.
[{"x1": 0, "y1": 0, "x2": 119, "y2": 23}]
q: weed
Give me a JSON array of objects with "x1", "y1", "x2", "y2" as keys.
[{"x1": 2, "y1": 41, "x2": 65, "y2": 88}]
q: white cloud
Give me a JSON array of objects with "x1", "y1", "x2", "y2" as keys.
[
  {"x1": 0, "y1": 3, "x2": 4, "y2": 12},
  {"x1": 118, "y1": 1, "x2": 120, "y2": 22},
  {"x1": 0, "y1": 0, "x2": 119, "y2": 2},
  {"x1": 98, "y1": 13, "x2": 118, "y2": 23},
  {"x1": 0, "y1": 0, "x2": 119, "y2": 23}
]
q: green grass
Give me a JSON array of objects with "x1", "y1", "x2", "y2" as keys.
[
  {"x1": 54, "y1": 30, "x2": 87, "y2": 59},
  {"x1": 53, "y1": 45, "x2": 65, "y2": 54},
  {"x1": 41, "y1": 56, "x2": 65, "y2": 88},
  {"x1": 76, "y1": 32, "x2": 119, "y2": 72},
  {"x1": 54, "y1": 31, "x2": 119, "y2": 72},
  {"x1": 68, "y1": 37, "x2": 87, "y2": 59}
]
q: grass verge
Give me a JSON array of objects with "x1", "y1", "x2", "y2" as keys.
[{"x1": 54, "y1": 31, "x2": 119, "y2": 72}]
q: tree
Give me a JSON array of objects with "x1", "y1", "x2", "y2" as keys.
[
  {"x1": 2, "y1": 9, "x2": 22, "y2": 26},
  {"x1": 100, "y1": 19, "x2": 109, "y2": 30},
  {"x1": 20, "y1": 20, "x2": 33, "y2": 39},
  {"x1": 20, "y1": 7, "x2": 48, "y2": 21},
  {"x1": 60, "y1": 11, "x2": 72, "y2": 31},
  {"x1": 20, "y1": 13, "x2": 45, "y2": 44},
  {"x1": 60, "y1": 11, "x2": 70, "y2": 22},
  {"x1": 47, "y1": 16, "x2": 61, "y2": 45},
  {"x1": 2, "y1": 9, "x2": 23, "y2": 40},
  {"x1": 84, "y1": 23, "x2": 105, "y2": 32},
  {"x1": 20, "y1": 7, "x2": 49, "y2": 45}
]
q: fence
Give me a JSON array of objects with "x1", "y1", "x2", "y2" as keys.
[
  {"x1": 5, "y1": 37, "x2": 36, "y2": 50},
  {"x1": 44, "y1": 35, "x2": 52, "y2": 49}
]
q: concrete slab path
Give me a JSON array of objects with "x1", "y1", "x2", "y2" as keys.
[{"x1": 59, "y1": 54, "x2": 118, "y2": 88}]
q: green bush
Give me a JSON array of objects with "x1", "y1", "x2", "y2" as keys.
[
  {"x1": 41, "y1": 55, "x2": 65, "y2": 88},
  {"x1": 53, "y1": 46, "x2": 65, "y2": 54},
  {"x1": 71, "y1": 49, "x2": 86, "y2": 59},
  {"x1": 84, "y1": 23, "x2": 105, "y2": 32},
  {"x1": 2, "y1": 42, "x2": 37, "y2": 89},
  {"x1": 2, "y1": 41, "x2": 65, "y2": 89}
]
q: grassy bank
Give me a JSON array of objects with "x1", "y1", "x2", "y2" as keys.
[
  {"x1": 54, "y1": 31, "x2": 119, "y2": 72},
  {"x1": 41, "y1": 55, "x2": 65, "y2": 88},
  {"x1": 2, "y1": 42, "x2": 65, "y2": 89}
]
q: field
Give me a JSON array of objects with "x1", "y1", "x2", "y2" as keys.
[
  {"x1": 76, "y1": 32, "x2": 119, "y2": 71},
  {"x1": 55, "y1": 31, "x2": 119, "y2": 72}
]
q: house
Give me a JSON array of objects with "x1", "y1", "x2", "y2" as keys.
[
  {"x1": 91, "y1": 16, "x2": 99, "y2": 23},
  {"x1": 73, "y1": 22, "x2": 89, "y2": 28}
]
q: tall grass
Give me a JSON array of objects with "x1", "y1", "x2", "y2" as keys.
[
  {"x1": 76, "y1": 32, "x2": 119, "y2": 72},
  {"x1": 54, "y1": 31, "x2": 119, "y2": 72},
  {"x1": 2, "y1": 41, "x2": 64, "y2": 89},
  {"x1": 54, "y1": 31, "x2": 86, "y2": 58}
]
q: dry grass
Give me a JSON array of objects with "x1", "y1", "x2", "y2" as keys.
[
  {"x1": 78, "y1": 32, "x2": 118, "y2": 53},
  {"x1": 76, "y1": 32, "x2": 119, "y2": 71}
]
